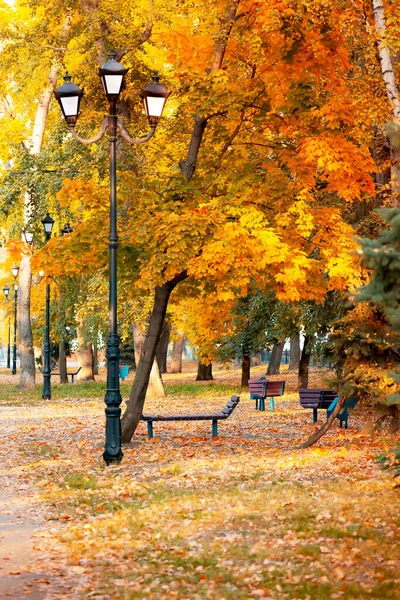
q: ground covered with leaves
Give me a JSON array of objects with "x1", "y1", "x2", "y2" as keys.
[{"x1": 0, "y1": 364, "x2": 399, "y2": 599}]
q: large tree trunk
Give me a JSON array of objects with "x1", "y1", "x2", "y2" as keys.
[
  {"x1": 121, "y1": 272, "x2": 188, "y2": 442},
  {"x1": 241, "y1": 354, "x2": 251, "y2": 387},
  {"x1": 289, "y1": 334, "x2": 301, "y2": 371},
  {"x1": 156, "y1": 321, "x2": 170, "y2": 374},
  {"x1": 266, "y1": 341, "x2": 285, "y2": 375},
  {"x1": 196, "y1": 361, "x2": 213, "y2": 381},
  {"x1": 77, "y1": 321, "x2": 95, "y2": 381},
  {"x1": 18, "y1": 254, "x2": 35, "y2": 389},
  {"x1": 133, "y1": 323, "x2": 166, "y2": 399},
  {"x1": 170, "y1": 332, "x2": 185, "y2": 373},
  {"x1": 297, "y1": 334, "x2": 312, "y2": 389}
]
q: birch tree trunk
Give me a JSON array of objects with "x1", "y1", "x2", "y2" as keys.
[
  {"x1": 133, "y1": 323, "x2": 166, "y2": 399},
  {"x1": 372, "y1": 0, "x2": 400, "y2": 202},
  {"x1": 18, "y1": 63, "x2": 60, "y2": 389},
  {"x1": 18, "y1": 255, "x2": 35, "y2": 389}
]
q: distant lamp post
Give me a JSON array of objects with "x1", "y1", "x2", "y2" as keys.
[
  {"x1": 22, "y1": 229, "x2": 34, "y2": 245},
  {"x1": 3, "y1": 265, "x2": 19, "y2": 375},
  {"x1": 54, "y1": 52, "x2": 171, "y2": 465},
  {"x1": 6, "y1": 318, "x2": 11, "y2": 369},
  {"x1": 41, "y1": 213, "x2": 55, "y2": 400},
  {"x1": 61, "y1": 223, "x2": 73, "y2": 236}
]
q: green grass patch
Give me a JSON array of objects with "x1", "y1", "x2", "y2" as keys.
[{"x1": 63, "y1": 472, "x2": 98, "y2": 490}]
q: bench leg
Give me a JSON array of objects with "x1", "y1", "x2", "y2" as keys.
[
  {"x1": 147, "y1": 421, "x2": 154, "y2": 438},
  {"x1": 212, "y1": 419, "x2": 218, "y2": 437},
  {"x1": 260, "y1": 398, "x2": 265, "y2": 411},
  {"x1": 255, "y1": 398, "x2": 259, "y2": 410},
  {"x1": 313, "y1": 408, "x2": 318, "y2": 423},
  {"x1": 71, "y1": 375, "x2": 75, "y2": 384},
  {"x1": 269, "y1": 397, "x2": 274, "y2": 412}
]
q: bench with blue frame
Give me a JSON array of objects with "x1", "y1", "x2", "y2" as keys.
[
  {"x1": 141, "y1": 395, "x2": 240, "y2": 438},
  {"x1": 299, "y1": 388, "x2": 338, "y2": 422},
  {"x1": 249, "y1": 379, "x2": 285, "y2": 412},
  {"x1": 326, "y1": 397, "x2": 358, "y2": 428}
]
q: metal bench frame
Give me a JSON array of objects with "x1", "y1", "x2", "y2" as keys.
[{"x1": 141, "y1": 395, "x2": 240, "y2": 438}]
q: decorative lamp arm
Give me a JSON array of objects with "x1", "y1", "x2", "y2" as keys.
[
  {"x1": 69, "y1": 117, "x2": 109, "y2": 145},
  {"x1": 117, "y1": 119, "x2": 156, "y2": 145}
]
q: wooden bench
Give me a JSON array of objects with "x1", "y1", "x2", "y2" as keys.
[
  {"x1": 248, "y1": 379, "x2": 285, "y2": 412},
  {"x1": 141, "y1": 395, "x2": 240, "y2": 438},
  {"x1": 327, "y1": 397, "x2": 358, "y2": 428},
  {"x1": 299, "y1": 388, "x2": 337, "y2": 422},
  {"x1": 38, "y1": 366, "x2": 82, "y2": 384}
]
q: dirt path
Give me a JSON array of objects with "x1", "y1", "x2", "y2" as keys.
[{"x1": 0, "y1": 406, "x2": 74, "y2": 599}]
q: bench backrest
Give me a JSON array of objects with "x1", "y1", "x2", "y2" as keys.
[
  {"x1": 248, "y1": 380, "x2": 267, "y2": 397},
  {"x1": 265, "y1": 380, "x2": 285, "y2": 396},
  {"x1": 299, "y1": 388, "x2": 337, "y2": 409}
]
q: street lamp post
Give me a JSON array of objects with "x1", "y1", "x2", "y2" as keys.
[
  {"x1": 3, "y1": 265, "x2": 20, "y2": 375},
  {"x1": 54, "y1": 53, "x2": 170, "y2": 465},
  {"x1": 41, "y1": 213, "x2": 55, "y2": 400}
]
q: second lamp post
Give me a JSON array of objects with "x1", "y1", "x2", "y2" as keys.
[
  {"x1": 54, "y1": 53, "x2": 171, "y2": 465},
  {"x1": 3, "y1": 265, "x2": 20, "y2": 375},
  {"x1": 41, "y1": 213, "x2": 55, "y2": 400}
]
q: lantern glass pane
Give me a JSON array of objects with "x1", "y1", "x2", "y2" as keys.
[
  {"x1": 11, "y1": 267, "x2": 19, "y2": 278},
  {"x1": 146, "y1": 96, "x2": 166, "y2": 117},
  {"x1": 104, "y1": 74, "x2": 123, "y2": 95},
  {"x1": 60, "y1": 96, "x2": 79, "y2": 117}
]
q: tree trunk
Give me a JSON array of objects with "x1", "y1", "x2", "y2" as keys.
[
  {"x1": 251, "y1": 353, "x2": 261, "y2": 366},
  {"x1": 121, "y1": 272, "x2": 188, "y2": 442},
  {"x1": 18, "y1": 254, "x2": 35, "y2": 389},
  {"x1": 133, "y1": 323, "x2": 166, "y2": 399},
  {"x1": 93, "y1": 345, "x2": 99, "y2": 375},
  {"x1": 241, "y1": 354, "x2": 251, "y2": 387},
  {"x1": 156, "y1": 321, "x2": 170, "y2": 374},
  {"x1": 58, "y1": 341, "x2": 68, "y2": 383},
  {"x1": 372, "y1": 0, "x2": 400, "y2": 203},
  {"x1": 77, "y1": 321, "x2": 95, "y2": 381},
  {"x1": 297, "y1": 334, "x2": 312, "y2": 389},
  {"x1": 196, "y1": 361, "x2": 213, "y2": 381},
  {"x1": 289, "y1": 333, "x2": 301, "y2": 371},
  {"x1": 170, "y1": 332, "x2": 185, "y2": 373},
  {"x1": 266, "y1": 341, "x2": 285, "y2": 375}
]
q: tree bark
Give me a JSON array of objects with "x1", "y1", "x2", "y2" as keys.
[
  {"x1": 18, "y1": 254, "x2": 35, "y2": 389},
  {"x1": 251, "y1": 353, "x2": 261, "y2": 366},
  {"x1": 156, "y1": 321, "x2": 170, "y2": 374},
  {"x1": 241, "y1": 354, "x2": 251, "y2": 387},
  {"x1": 76, "y1": 321, "x2": 95, "y2": 381},
  {"x1": 289, "y1": 334, "x2": 301, "y2": 371},
  {"x1": 133, "y1": 322, "x2": 166, "y2": 399},
  {"x1": 121, "y1": 272, "x2": 188, "y2": 442},
  {"x1": 297, "y1": 334, "x2": 312, "y2": 389},
  {"x1": 266, "y1": 342, "x2": 285, "y2": 375},
  {"x1": 58, "y1": 341, "x2": 68, "y2": 383},
  {"x1": 170, "y1": 332, "x2": 185, "y2": 373},
  {"x1": 196, "y1": 361, "x2": 213, "y2": 381}
]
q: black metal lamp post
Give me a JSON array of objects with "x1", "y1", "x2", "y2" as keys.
[
  {"x1": 3, "y1": 265, "x2": 20, "y2": 375},
  {"x1": 54, "y1": 53, "x2": 171, "y2": 465},
  {"x1": 41, "y1": 213, "x2": 55, "y2": 399}
]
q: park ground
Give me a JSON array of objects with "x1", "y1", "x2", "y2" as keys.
[{"x1": 0, "y1": 363, "x2": 399, "y2": 600}]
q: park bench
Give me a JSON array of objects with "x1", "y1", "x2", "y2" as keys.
[
  {"x1": 38, "y1": 366, "x2": 82, "y2": 384},
  {"x1": 141, "y1": 395, "x2": 240, "y2": 438},
  {"x1": 298, "y1": 388, "x2": 337, "y2": 422},
  {"x1": 248, "y1": 379, "x2": 285, "y2": 412},
  {"x1": 327, "y1": 397, "x2": 358, "y2": 428}
]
